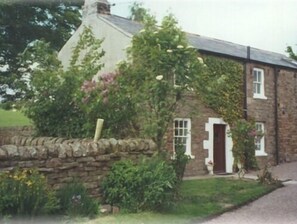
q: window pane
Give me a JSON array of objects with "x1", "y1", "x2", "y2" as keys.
[
  {"x1": 253, "y1": 72, "x2": 257, "y2": 81},
  {"x1": 179, "y1": 120, "x2": 183, "y2": 128}
]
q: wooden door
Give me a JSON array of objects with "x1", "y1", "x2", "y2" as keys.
[{"x1": 213, "y1": 124, "x2": 226, "y2": 173}]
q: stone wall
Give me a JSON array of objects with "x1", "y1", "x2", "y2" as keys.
[
  {"x1": 277, "y1": 69, "x2": 297, "y2": 162},
  {"x1": 0, "y1": 137, "x2": 156, "y2": 198},
  {"x1": 0, "y1": 126, "x2": 34, "y2": 146}
]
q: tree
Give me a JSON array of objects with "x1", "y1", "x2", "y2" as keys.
[
  {"x1": 23, "y1": 26, "x2": 105, "y2": 137},
  {"x1": 286, "y1": 46, "x2": 297, "y2": 60},
  {"x1": 129, "y1": 2, "x2": 149, "y2": 22},
  {"x1": 117, "y1": 14, "x2": 205, "y2": 149},
  {"x1": 0, "y1": 0, "x2": 83, "y2": 102}
]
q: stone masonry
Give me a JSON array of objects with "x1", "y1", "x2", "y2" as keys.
[{"x1": 0, "y1": 136, "x2": 156, "y2": 199}]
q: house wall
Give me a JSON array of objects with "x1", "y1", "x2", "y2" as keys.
[
  {"x1": 246, "y1": 62, "x2": 297, "y2": 166},
  {"x1": 277, "y1": 69, "x2": 297, "y2": 162},
  {"x1": 166, "y1": 94, "x2": 226, "y2": 176},
  {"x1": 246, "y1": 63, "x2": 277, "y2": 167},
  {"x1": 58, "y1": 14, "x2": 131, "y2": 77}
]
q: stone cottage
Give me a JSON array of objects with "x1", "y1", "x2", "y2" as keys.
[{"x1": 59, "y1": 0, "x2": 297, "y2": 176}]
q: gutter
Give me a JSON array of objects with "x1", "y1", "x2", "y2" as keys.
[
  {"x1": 274, "y1": 67, "x2": 280, "y2": 165},
  {"x1": 243, "y1": 46, "x2": 250, "y2": 120}
]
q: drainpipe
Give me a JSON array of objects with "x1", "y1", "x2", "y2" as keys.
[
  {"x1": 274, "y1": 67, "x2": 280, "y2": 165},
  {"x1": 243, "y1": 46, "x2": 250, "y2": 120}
]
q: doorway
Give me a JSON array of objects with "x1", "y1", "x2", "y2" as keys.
[{"x1": 213, "y1": 124, "x2": 226, "y2": 173}]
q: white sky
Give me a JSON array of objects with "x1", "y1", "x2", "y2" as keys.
[{"x1": 110, "y1": 0, "x2": 297, "y2": 55}]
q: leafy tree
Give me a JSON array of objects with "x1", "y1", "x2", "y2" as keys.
[
  {"x1": 129, "y1": 2, "x2": 149, "y2": 22},
  {"x1": 117, "y1": 14, "x2": 205, "y2": 149},
  {"x1": 0, "y1": 0, "x2": 83, "y2": 102},
  {"x1": 23, "y1": 26, "x2": 104, "y2": 137},
  {"x1": 286, "y1": 46, "x2": 297, "y2": 60}
]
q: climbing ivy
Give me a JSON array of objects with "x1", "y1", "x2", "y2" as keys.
[{"x1": 194, "y1": 55, "x2": 244, "y2": 125}]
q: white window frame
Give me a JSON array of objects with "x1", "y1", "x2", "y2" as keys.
[
  {"x1": 255, "y1": 122, "x2": 267, "y2": 156},
  {"x1": 173, "y1": 118, "x2": 194, "y2": 158},
  {"x1": 253, "y1": 68, "x2": 267, "y2": 99}
]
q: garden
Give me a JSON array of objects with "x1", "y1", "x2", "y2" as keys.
[{"x1": 0, "y1": 12, "x2": 281, "y2": 224}]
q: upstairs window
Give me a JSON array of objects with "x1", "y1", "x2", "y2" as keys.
[
  {"x1": 173, "y1": 118, "x2": 194, "y2": 158},
  {"x1": 253, "y1": 68, "x2": 267, "y2": 99},
  {"x1": 255, "y1": 122, "x2": 267, "y2": 156}
]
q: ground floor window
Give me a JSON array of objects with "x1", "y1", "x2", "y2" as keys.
[
  {"x1": 255, "y1": 122, "x2": 267, "y2": 156},
  {"x1": 174, "y1": 118, "x2": 192, "y2": 157}
]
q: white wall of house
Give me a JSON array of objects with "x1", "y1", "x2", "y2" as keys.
[{"x1": 58, "y1": 13, "x2": 132, "y2": 78}]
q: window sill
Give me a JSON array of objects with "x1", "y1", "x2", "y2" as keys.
[
  {"x1": 255, "y1": 152, "x2": 268, "y2": 156},
  {"x1": 253, "y1": 95, "x2": 268, "y2": 100}
]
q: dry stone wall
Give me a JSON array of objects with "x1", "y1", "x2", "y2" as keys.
[
  {"x1": 0, "y1": 136, "x2": 156, "y2": 198},
  {"x1": 0, "y1": 126, "x2": 34, "y2": 146}
]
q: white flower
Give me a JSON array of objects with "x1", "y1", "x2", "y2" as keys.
[
  {"x1": 156, "y1": 75, "x2": 163, "y2": 81},
  {"x1": 153, "y1": 31, "x2": 158, "y2": 34},
  {"x1": 139, "y1": 29, "x2": 145, "y2": 33},
  {"x1": 197, "y1": 57, "x2": 204, "y2": 64},
  {"x1": 17, "y1": 67, "x2": 27, "y2": 72},
  {"x1": 166, "y1": 49, "x2": 173, "y2": 53},
  {"x1": 177, "y1": 45, "x2": 184, "y2": 49},
  {"x1": 186, "y1": 45, "x2": 195, "y2": 49}
]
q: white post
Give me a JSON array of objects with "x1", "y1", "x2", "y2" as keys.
[{"x1": 93, "y1": 119, "x2": 104, "y2": 142}]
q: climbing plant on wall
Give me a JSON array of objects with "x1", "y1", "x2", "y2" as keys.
[{"x1": 193, "y1": 55, "x2": 244, "y2": 126}]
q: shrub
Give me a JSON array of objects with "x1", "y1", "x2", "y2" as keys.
[
  {"x1": 257, "y1": 164, "x2": 282, "y2": 186},
  {"x1": 102, "y1": 156, "x2": 177, "y2": 212},
  {"x1": 229, "y1": 119, "x2": 258, "y2": 171},
  {"x1": 171, "y1": 144, "x2": 190, "y2": 194},
  {"x1": 0, "y1": 168, "x2": 59, "y2": 217},
  {"x1": 56, "y1": 180, "x2": 99, "y2": 218}
]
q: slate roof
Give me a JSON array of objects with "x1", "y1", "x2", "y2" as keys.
[{"x1": 102, "y1": 14, "x2": 297, "y2": 70}]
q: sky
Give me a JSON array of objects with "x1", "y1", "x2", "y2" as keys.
[{"x1": 110, "y1": 0, "x2": 297, "y2": 55}]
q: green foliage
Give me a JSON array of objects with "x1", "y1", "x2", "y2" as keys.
[
  {"x1": 102, "y1": 157, "x2": 177, "y2": 212},
  {"x1": 194, "y1": 55, "x2": 244, "y2": 125},
  {"x1": 0, "y1": 168, "x2": 59, "y2": 217},
  {"x1": 118, "y1": 14, "x2": 204, "y2": 148},
  {"x1": 0, "y1": 0, "x2": 82, "y2": 102},
  {"x1": 171, "y1": 144, "x2": 190, "y2": 185},
  {"x1": 257, "y1": 164, "x2": 282, "y2": 186},
  {"x1": 57, "y1": 180, "x2": 99, "y2": 218},
  {"x1": 286, "y1": 46, "x2": 297, "y2": 60},
  {"x1": 79, "y1": 72, "x2": 138, "y2": 138},
  {"x1": 24, "y1": 27, "x2": 104, "y2": 138},
  {"x1": 129, "y1": 2, "x2": 150, "y2": 22},
  {"x1": 95, "y1": 178, "x2": 279, "y2": 223},
  {"x1": 228, "y1": 119, "x2": 258, "y2": 170}
]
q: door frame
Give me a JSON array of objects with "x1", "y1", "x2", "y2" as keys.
[{"x1": 203, "y1": 117, "x2": 234, "y2": 173}]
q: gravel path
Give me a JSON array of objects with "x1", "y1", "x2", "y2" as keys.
[{"x1": 202, "y1": 161, "x2": 297, "y2": 224}]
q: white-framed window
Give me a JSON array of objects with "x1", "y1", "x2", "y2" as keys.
[
  {"x1": 253, "y1": 68, "x2": 267, "y2": 99},
  {"x1": 173, "y1": 118, "x2": 194, "y2": 158},
  {"x1": 255, "y1": 122, "x2": 267, "y2": 156}
]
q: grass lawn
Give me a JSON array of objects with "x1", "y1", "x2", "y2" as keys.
[
  {"x1": 0, "y1": 108, "x2": 32, "y2": 127},
  {"x1": 84, "y1": 177, "x2": 279, "y2": 224}
]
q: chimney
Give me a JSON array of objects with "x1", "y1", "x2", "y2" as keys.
[{"x1": 83, "y1": 0, "x2": 111, "y2": 18}]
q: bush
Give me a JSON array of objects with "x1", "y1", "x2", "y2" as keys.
[
  {"x1": 229, "y1": 119, "x2": 258, "y2": 170},
  {"x1": 56, "y1": 180, "x2": 99, "y2": 218},
  {"x1": 102, "y1": 156, "x2": 177, "y2": 212},
  {"x1": 257, "y1": 164, "x2": 282, "y2": 186},
  {"x1": 0, "y1": 168, "x2": 59, "y2": 217},
  {"x1": 172, "y1": 144, "x2": 190, "y2": 184}
]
